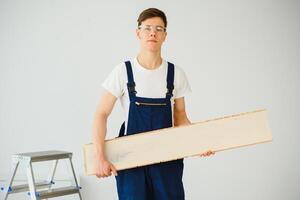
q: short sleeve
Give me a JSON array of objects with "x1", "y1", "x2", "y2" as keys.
[
  {"x1": 101, "y1": 64, "x2": 125, "y2": 98},
  {"x1": 173, "y1": 66, "x2": 192, "y2": 99}
]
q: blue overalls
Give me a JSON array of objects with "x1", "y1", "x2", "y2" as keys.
[{"x1": 115, "y1": 61, "x2": 185, "y2": 200}]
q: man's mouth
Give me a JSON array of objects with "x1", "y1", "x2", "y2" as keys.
[{"x1": 147, "y1": 40, "x2": 157, "y2": 43}]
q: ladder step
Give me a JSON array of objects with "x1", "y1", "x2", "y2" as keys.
[
  {"x1": 6, "y1": 181, "x2": 54, "y2": 194},
  {"x1": 14, "y1": 150, "x2": 72, "y2": 162},
  {"x1": 28, "y1": 186, "x2": 80, "y2": 199}
]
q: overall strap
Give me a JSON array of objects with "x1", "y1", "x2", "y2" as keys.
[
  {"x1": 125, "y1": 61, "x2": 137, "y2": 101},
  {"x1": 166, "y1": 62, "x2": 175, "y2": 100}
]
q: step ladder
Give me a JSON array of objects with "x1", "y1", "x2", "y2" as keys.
[{"x1": 1, "y1": 150, "x2": 82, "y2": 200}]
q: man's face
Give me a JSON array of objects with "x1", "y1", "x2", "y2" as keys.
[{"x1": 136, "y1": 17, "x2": 167, "y2": 52}]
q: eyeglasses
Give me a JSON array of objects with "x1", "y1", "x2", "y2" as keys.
[{"x1": 138, "y1": 25, "x2": 166, "y2": 33}]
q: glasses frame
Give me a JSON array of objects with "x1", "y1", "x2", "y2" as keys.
[{"x1": 138, "y1": 24, "x2": 167, "y2": 33}]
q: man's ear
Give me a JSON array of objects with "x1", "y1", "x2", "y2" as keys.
[{"x1": 162, "y1": 31, "x2": 167, "y2": 42}]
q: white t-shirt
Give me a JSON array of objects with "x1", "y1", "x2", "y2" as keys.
[{"x1": 102, "y1": 57, "x2": 192, "y2": 129}]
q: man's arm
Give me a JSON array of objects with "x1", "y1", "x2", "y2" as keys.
[
  {"x1": 174, "y1": 97, "x2": 215, "y2": 157},
  {"x1": 174, "y1": 97, "x2": 191, "y2": 126},
  {"x1": 92, "y1": 90, "x2": 118, "y2": 178}
]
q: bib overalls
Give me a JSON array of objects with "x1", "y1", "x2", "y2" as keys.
[{"x1": 115, "y1": 61, "x2": 185, "y2": 200}]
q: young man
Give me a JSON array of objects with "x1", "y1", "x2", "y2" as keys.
[{"x1": 92, "y1": 8, "x2": 215, "y2": 200}]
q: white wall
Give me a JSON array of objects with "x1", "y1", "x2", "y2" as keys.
[{"x1": 1, "y1": 0, "x2": 299, "y2": 199}]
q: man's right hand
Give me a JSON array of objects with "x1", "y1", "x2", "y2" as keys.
[{"x1": 95, "y1": 158, "x2": 118, "y2": 178}]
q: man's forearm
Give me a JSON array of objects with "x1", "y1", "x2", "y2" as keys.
[{"x1": 92, "y1": 114, "x2": 108, "y2": 161}]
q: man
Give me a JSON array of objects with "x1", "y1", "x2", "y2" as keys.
[{"x1": 92, "y1": 8, "x2": 215, "y2": 200}]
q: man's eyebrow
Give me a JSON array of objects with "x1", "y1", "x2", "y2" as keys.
[{"x1": 143, "y1": 24, "x2": 164, "y2": 27}]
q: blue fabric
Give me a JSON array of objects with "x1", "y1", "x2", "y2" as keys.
[{"x1": 116, "y1": 61, "x2": 185, "y2": 200}]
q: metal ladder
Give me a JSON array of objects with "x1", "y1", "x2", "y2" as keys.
[{"x1": 1, "y1": 150, "x2": 82, "y2": 200}]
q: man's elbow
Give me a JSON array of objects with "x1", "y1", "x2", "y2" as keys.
[{"x1": 94, "y1": 108, "x2": 110, "y2": 120}]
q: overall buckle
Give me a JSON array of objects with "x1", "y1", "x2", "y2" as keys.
[
  {"x1": 127, "y1": 83, "x2": 137, "y2": 94},
  {"x1": 166, "y1": 84, "x2": 174, "y2": 97}
]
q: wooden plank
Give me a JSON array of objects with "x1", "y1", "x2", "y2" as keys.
[{"x1": 83, "y1": 109, "x2": 272, "y2": 175}]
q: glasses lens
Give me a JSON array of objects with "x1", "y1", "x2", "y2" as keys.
[
  {"x1": 155, "y1": 26, "x2": 165, "y2": 32},
  {"x1": 139, "y1": 25, "x2": 165, "y2": 32}
]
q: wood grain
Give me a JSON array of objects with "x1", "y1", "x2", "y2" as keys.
[{"x1": 83, "y1": 109, "x2": 272, "y2": 175}]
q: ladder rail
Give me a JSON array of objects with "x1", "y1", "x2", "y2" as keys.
[
  {"x1": 68, "y1": 156, "x2": 82, "y2": 200},
  {"x1": 3, "y1": 159, "x2": 19, "y2": 200},
  {"x1": 26, "y1": 161, "x2": 38, "y2": 200}
]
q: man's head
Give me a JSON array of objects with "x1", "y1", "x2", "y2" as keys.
[
  {"x1": 136, "y1": 8, "x2": 167, "y2": 52},
  {"x1": 137, "y1": 8, "x2": 167, "y2": 28}
]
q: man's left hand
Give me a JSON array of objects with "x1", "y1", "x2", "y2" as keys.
[{"x1": 200, "y1": 150, "x2": 215, "y2": 157}]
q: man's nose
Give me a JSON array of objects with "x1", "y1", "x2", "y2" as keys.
[{"x1": 149, "y1": 30, "x2": 156, "y2": 37}]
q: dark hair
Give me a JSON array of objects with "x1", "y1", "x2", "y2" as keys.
[{"x1": 137, "y1": 8, "x2": 167, "y2": 28}]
